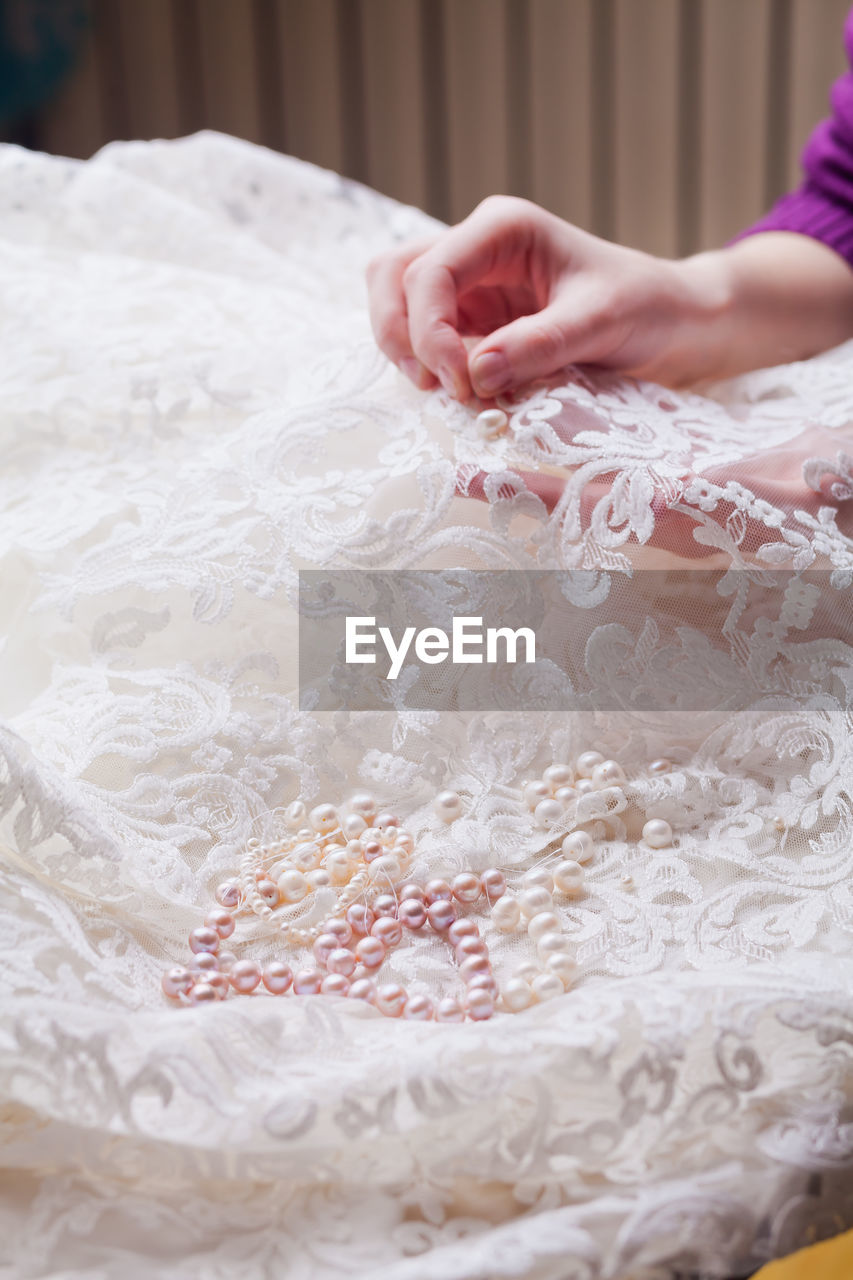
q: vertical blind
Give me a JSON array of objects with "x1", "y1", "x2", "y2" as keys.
[{"x1": 30, "y1": 0, "x2": 852, "y2": 255}]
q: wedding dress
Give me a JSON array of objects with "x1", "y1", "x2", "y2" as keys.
[{"x1": 2, "y1": 130, "x2": 853, "y2": 1279}]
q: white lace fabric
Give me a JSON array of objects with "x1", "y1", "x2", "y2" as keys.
[{"x1": 2, "y1": 131, "x2": 853, "y2": 1279}]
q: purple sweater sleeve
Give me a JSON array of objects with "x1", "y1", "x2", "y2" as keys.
[{"x1": 730, "y1": 7, "x2": 853, "y2": 268}]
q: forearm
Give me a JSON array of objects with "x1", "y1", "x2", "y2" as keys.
[{"x1": 672, "y1": 232, "x2": 853, "y2": 385}]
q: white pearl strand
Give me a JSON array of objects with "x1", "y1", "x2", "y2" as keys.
[{"x1": 493, "y1": 752, "x2": 674, "y2": 1011}]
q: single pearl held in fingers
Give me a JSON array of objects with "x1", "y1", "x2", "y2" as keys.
[{"x1": 476, "y1": 407, "x2": 508, "y2": 438}]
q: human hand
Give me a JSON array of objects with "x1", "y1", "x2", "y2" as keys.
[{"x1": 366, "y1": 195, "x2": 730, "y2": 401}]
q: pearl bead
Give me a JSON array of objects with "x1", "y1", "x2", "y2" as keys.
[
  {"x1": 375, "y1": 812, "x2": 400, "y2": 831},
  {"x1": 476, "y1": 407, "x2": 508, "y2": 438},
  {"x1": 591, "y1": 759, "x2": 626, "y2": 788},
  {"x1": 575, "y1": 778, "x2": 594, "y2": 795},
  {"x1": 322, "y1": 918, "x2": 353, "y2": 947},
  {"x1": 207, "y1": 972, "x2": 231, "y2": 999},
  {"x1": 642, "y1": 818, "x2": 673, "y2": 848},
  {"x1": 531, "y1": 972, "x2": 564, "y2": 1002},
  {"x1": 189, "y1": 952, "x2": 219, "y2": 976},
  {"x1": 515, "y1": 961, "x2": 540, "y2": 983},
  {"x1": 544, "y1": 764, "x2": 574, "y2": 789},
  {"x1": 527, "y1": 910, "x2": 561, "y2": 943},
  {"x1": 465, "y1": 988, "x2": 495, "y2": 1020},
  {"x1": 323, "y1": 849, "x2": 352, "y2": 884},
  {"x1": 448, "y1": 918, "x2": 479, "y2": 944},
  {"x1": 522, "y1": 866, "x2": 554, "y2": 892},
  {"x1": 519, "y1": 886, "x2": 553, "y2": 918},
  {"x1": 375, "y1": 983, "x2": 408, "y2": 1017},
  {"x1": 394, "y1": 832, "x2": 415, "y2": 855},
  {"x1": 204, "y1": 907, "x2": 235, "y2": 939},
  {"x1": 161, "y1": 966, "x2": 194, "y2": 999},
  {"x1": 575, "y1": 751, "x2": 604, "y2": 777},
  {"x1": 425, "y1": 879, "x2": 453, "y2": 904},
  {"x1": 367, "y1": 854, "x2": 402, "y2": 885},
  {"x1": 215, "y1": 881, "x2": 241, "y2": 910},
  {"x1": 467, "y1": 973, "x2": 499, "y2": 999},
  {"x1": 536, "y1": 931, "x2": 567, "y2": 961},
  {"x1": 455, "y1": 936, "x2": 488, "y2": 961},
  {"x1": 399, "y1": 883, "x2": 425, "y2": 903},
  {"x1": 534, "y1": 798, "x2": 564, "y2": 829},
  {"x1": 371, "y1": 916, "x2": 403, "y2": 947},
  {"x1": 355, "y1": 937, "x2": 386, "y2": 969},
  {"x1": 554, "y1": 786, "x2": 577, "y2": 804},
  {"x1": 362, "y1": 839, "x2": 383, "y2": 862},
  {"x1": 342, "y1": 813, "x2": 367, "y2": 839},
  {"x1": 290, "y1": 842, "x2": 323, "y2": 872},
  {"x1": 523, "y1": 780, "x2": 549, "y2": 809},
  {"x1": 481, "y1": 869, "x2": 507, "y2": 901},
  {"x1": 189, "y1": 982, "x2": 218, "y2": 1004},
  {"x1": 545, "y1": 952, "x2": 578, "y2": 988},
  {"x1": 285, "y1": 800, "x2": 307, "y2": 828},
  {"x1": 216, "y1": 950, "x2": 237, "y2": 972},
  {"x1": 309, "y1": 803, "x2": 338, "y2": 835},
  {"x1": 403, "y1": 994, "x2": 434, "y2": 1020},
  {"x1": 346, "y1": 904, "x2": 375, "y2": 935},
  {"x1": 189, "y1": 926, "x2": 220, "y2": 955},
  {"x1": 459, "y1": 954, "x2": 491, "y2": 982},
  {"x1": 296, "y1": 828, "x2": 314, "y2": 842},
  {"x1": 373, "y1": 894, "x2": 397, "y2": 917},
  {"x1": 553, "y1": 860, "x2": 585, "y2": 895},
  {"x1": 502, "y1": 978, "x2": 534, "y2": 1012},
  {"x1": 427, "y1": 899, "x2": 457, "y2": 932},
  {"x1": 262, "y1": 961, "x2": 293, "y2": 994},
  {"x1": 398, "y1": 899, "x2": 427, "y2": 930},
  {"x1": 773, "y1": 815, "x2": 786, "y2": 832},
  {"x1": 306, "y1": 868, "x2": 331, "y2": 890},
  {"x1": 491, "y1": 895, "x2": 521, "y2": 931},
  {"x1": 313, "y1": 932, "x2": 340, "y2": 966},
  {"x1": 293, "y1": 968, "x2": 323, "y2": 995},
  {"x1": 278, "y1": 869, "x2": 308, "y2": 903},
  {"x1": 348, "y1": 978, "x2": 377, "y2": 1002},
  {"x1": 257, "y1": 879, "x2": 281, "y2": 907},
  {"x1": 349, "y1": 793, "x2": 377, "y2": 819},
  {"x1": 621, "y1": 874, "x2": 634, "y2": 889},
  {"x1": 230, "y1": 960, "x2": 261, "y2": 993},
  {"x1": 434, "y1": 790, "x2": 462, "y2": 822},
  {"x1": 562, "y1": 830, "x2": 594, "y2": 863},
  {"x1": 649, "y1": 758, "x2": 671, "y2": 775},
  {"x1": 452, "y1": 872, "x2": 481, "y2": 903},
  {"x1": 321, "y1": 973, "x2": 350, "y2": 997},
  {"x1": 435, "y1": 997, "x2": 465, "y2": 1023}
]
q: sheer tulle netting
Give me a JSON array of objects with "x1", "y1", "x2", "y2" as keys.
[{"x1": 2, "y1": 131, "x2": 853, "y2": 1279}]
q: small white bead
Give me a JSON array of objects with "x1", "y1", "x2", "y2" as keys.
[
  {"x1": 278, "y1": 869, "x2": 308, "y2": 902},
  {"x1": 342, "y1": 813, "x2": 367, "y2": 839},
  {"x1": 521, "y1": 866, "x2": 554, "y2": 892},
  {"x1": 434, "y1": 789, "x2": 462, "y2": 822},
  {"x1": 531, "y1": 972, "x2": 564, "y2": 1002},
  {"x1": 290, "y1": 841, "x2": 322, "y2": 872},
  {"x1": 476, "y1": 407, "x2": 508, "y2": 438},
  {"x1": 553, "y1": 860, "x2": 585, "y2": 896},
  {"x1": 621, "y1": 873, "x2": 634, "y2": 889},
  {"x1": 323, "y1": 849, "x2": 352, "y2": 884},
  {"x1": 285, "y1": 801, "x2": 306, "y2": 829},
  {"x1": 575, "y1": 751, "x2": 604, "y2": 778},
  {"x1": 527, "y1": 910, "x2": 561, "y2": 943},
  {"x1": 591, "y1": 760, "x2": 626, "y2": 788},
  {"x1": 543, "y1": 764, "x2": 573, "y2": 790},
  {"x1": 642, "y1": 818, "x2": 673, "y2": 848},
  {"x1": 545, "y1": 952, "x2": 578, "y2": 988},
  {"x1": 536, "y1": 930, "x2": 567, "y2": 960},
  {"x1": 491, "y1": 895, "x2": 521, "y2": 931},
  {"x1": 562, "y1": 830, "x2": 594, "y2": 863},
  {"x1": 502, "y1": 978, "x2": 534, "y2": 1011},
  {"x1": 514, "y1": 961, "x2": 540, "y2": 983},
  {"x1": 649, "y1": 758, "x2": 671, "y2": 775},
  {"x1": 523, "y1": 780, "x2": 550, "y2": 810},
  {"x1": 519, "y1": 886, "x2": 553, "y2": 918},
  {"x1": 349, "y1": 793, "x2": 377, "y2": 819},
  {"x1": 534, "y1": 798, "x2": 564, "y2": 829}
]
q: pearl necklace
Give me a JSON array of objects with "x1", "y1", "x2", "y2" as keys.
[{"x1": 161, "y1": 756, "x2": 675, "y2": 1020}]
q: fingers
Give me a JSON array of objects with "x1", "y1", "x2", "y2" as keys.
[{"x1": 366, "y1": 235, "x2": 441, "y2": 390}]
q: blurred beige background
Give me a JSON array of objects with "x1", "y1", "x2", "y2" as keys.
[{"x1": 13, "y1": 0, "x2": 853, "y2": 256}]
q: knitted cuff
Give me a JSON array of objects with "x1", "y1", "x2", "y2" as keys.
[{"x1": 727, "y1": 183, "x2": 853, "y2": 271}]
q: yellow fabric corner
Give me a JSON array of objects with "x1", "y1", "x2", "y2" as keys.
[{"x1": 754, "y1": 1229, "x2": 853, "y2": 1279}]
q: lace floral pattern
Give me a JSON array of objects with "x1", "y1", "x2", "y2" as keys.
[{"x1": 2, "y1": 131, "x2": 853, "y2": 1278}]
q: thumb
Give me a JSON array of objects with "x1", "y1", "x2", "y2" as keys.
[{"x1": 468, "y1": 287, "x2": 619, "y2": 397}]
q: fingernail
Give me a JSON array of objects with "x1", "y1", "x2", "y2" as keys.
[
  {"x1": 400, "y1": 357, "x2": 425, "y2": 385},
  {"x1": 438, "y1": 365, "x2": 459, "y2": 397},
  {"x1": 471, "y1": 351, "x2": 510, "y2": 394}
]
